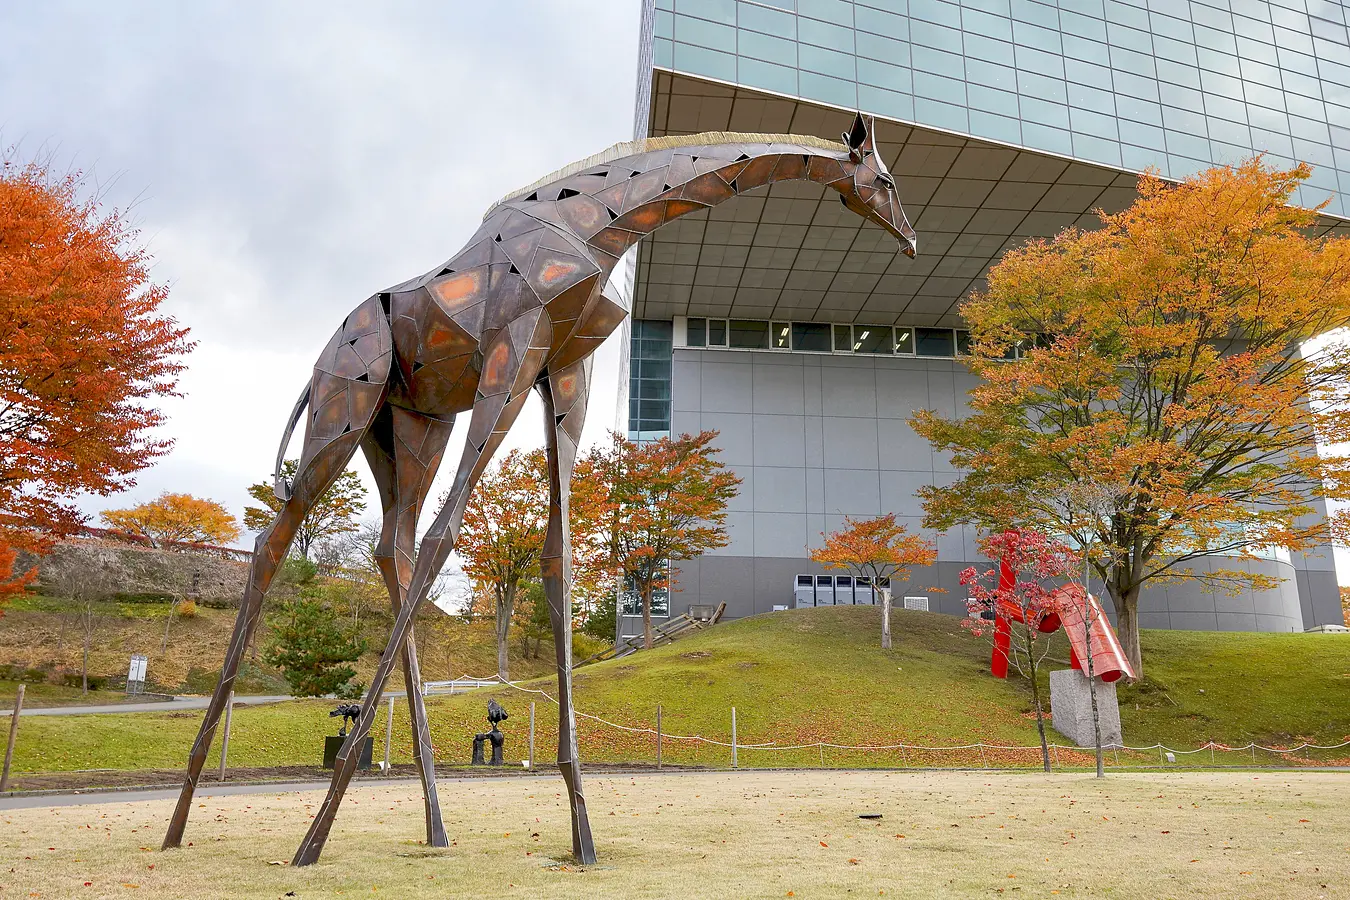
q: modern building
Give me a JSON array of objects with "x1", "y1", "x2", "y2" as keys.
[{"x1": 618, "y1": 0, "x2": 1350, "y2": 640}]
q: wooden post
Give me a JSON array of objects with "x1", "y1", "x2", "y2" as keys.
[
  {"x1": 218, "y1": 690, "x2": 234, "y2": 782},
  {"x1": 731, "y1": 706, "x2": 738, "y2": 769},
  {"x1": 656, "y1": 704, "x2": 663, "y2": 769},
  {"x1": 383, "y1": 696, "x2": 395, "y2": 772},
  {"x1": 528, "y1": 702, "x2": 535, "y2": 769},
  {"x1": 881, "y1": 586, "x2": 892, "y2": 650},
  {"x1": 1, "y1": 684, "x2": 24, "y2": 793}
]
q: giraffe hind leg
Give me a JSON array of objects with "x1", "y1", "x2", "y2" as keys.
[
  {"x1": 360, "y1": 405, "x2": 455, "y2": 848},
  {"x1": 537, "y1": 358, "x2": 597, "y2": 864},
  {"x1": 164, "y1": 296, "x2": 394, "y2": 849}
]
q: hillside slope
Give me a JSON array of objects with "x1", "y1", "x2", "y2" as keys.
[{"x1": 11, "y1": 606, "x2": 1346, "y2": 777}]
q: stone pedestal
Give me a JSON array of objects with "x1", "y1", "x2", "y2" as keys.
[{"x1": 1050, "y1": 668, "x2": 1122, "y2": 748}]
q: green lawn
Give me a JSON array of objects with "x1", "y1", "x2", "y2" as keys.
[{"x1": 5, "y1": 606, "x2": 1348, "y2": 775}]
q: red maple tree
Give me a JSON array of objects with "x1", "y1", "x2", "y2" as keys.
[{"x1": 0, "y1": 152, "x2": 192, "y2": 606}]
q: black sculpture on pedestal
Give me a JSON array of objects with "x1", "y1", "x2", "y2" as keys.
[
  {"x1": 472, "y1": 699, "x2": 508, "y2": 766},
  {"x1": 330, "y1": 703, "x2": 362, "y2": 737},
  {"x1": 160, "y1": 112, "x2": 916, "y2": 868},
  {"x1": 323, "y1": 703, "x2": 373, "y2": 770}
]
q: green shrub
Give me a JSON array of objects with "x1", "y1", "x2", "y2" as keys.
[{"x1": 263, "y1": 597, "x2": 367, "y2": 698}]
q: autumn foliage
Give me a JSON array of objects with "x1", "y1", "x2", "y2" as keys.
[
  {"x1": 100, "y1": 492, "x2": 240, "y2": 548},
  {"x1": 457, "y1": 448, "x2": 549, "y2": 680},
  {"x1": 913, "y1": 159, "x2": 1350, "y2": 676},
  {"x1": 810, "y1": 513, "x2": 936, "y2": 649},
  {"x1": 578, "y1": 431, "x2": 740, "y2": 649},
  {"x1": 0, "y1": 152, "x2": 191, "y2": 604}
]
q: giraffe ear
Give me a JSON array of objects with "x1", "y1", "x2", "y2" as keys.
[{"x1": 844, "y1": 112, "x2": 872, "y2": 161}]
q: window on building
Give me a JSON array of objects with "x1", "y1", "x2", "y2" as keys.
[
  {"x1": 894, "y1": 326, "x2": 915, "y2": 354},
  {"x1": 687, "y1": 317, "x2": 707, "y2": 347},
  {"x1": 730, "y1": 319, "x2": 770, "y2": 349},
  {"x1": 792, "y1": 322, "x2": 832, "y2": 351},
  {"x1": 708, "y1": 319, "x2": 728, "y2": 346},
  {"x1": 772, "y1": 322, "x2": 791, "y2": 348},
  {"x1": 853, "y1": 325, "x2": 892, "y2": 353},
  {"x1": 628, "y1": 320, "x2": 673, "y2": 440},
  {"x1": 956, "y1": 330, "x2": 972, "y2": 355},
  {"x1": 916, "y1": 327, "x2": 956, "y2": 357},
  {"x1": 833, "y1": 324, "x2": 853, "y2": 351}
]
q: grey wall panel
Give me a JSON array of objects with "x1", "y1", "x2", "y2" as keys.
[
  {"x1": 821, "y1": 366, "x2": 879, "y2": 417},
  {"x1": 753, "y1": 363, "x2": 806, "y2": 414},
  {"x1": 753, "y1": 466, "x2": 808, "y2": 513},
  {"x1": 875, "y1": 366, "x2": 931, "y2": 420},
  {"x1": 700, "y1": 411, "x2": 753, "y2": 466},
  {"x1": 673, "y1": 360, "x2": 702, "y2": 411},
  {"x1": 823, "y1": 468, "x2": 883, "y2": 516},
  {"x1": 701, "y1": 361, "x2": 753, "y2": 413},
  {"x1": 823, "y1": 416, "x2": 881, "y2": 468},
  {"x1": 753, "y1": 512, "x2": 809, "y2": 560},
  {"x1": 753, "y1": 414, "x2": 807, "y2": 467},
  {"x1": 877, "y1": 419, "x2": 933, "y2": 470}
]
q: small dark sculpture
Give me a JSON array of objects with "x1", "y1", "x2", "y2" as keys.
[
  {"x1": 162, "y1": 113, "x2": 915, "y2": 868},
  {"x1": 472, "y1": 700, "x2": 509, "y2": 766},
  {"x1": 330, "y1": 703, "x2": 362, "y2": 737}
]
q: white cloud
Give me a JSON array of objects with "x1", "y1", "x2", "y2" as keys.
[{"x1": 1, "y1": 0, "x2": 639, "y2": 559}]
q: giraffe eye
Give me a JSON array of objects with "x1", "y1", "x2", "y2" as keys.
[{"x1": 877, "y1": 173, "x2": 895, "y2": 191}]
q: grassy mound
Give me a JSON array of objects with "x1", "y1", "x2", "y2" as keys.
[{"x1": 8, "y1": 606, "x2": 1347, "y2": 777}]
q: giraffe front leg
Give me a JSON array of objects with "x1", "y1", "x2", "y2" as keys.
[
  {"x1": 537, "y1": 357, "x2": 597, "y2": 865},
  {"x1": 292, "y1": 318, "x2": 545, "y2": 867}
]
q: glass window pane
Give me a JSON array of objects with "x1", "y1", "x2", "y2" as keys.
[
  {"x1": 709, "y1": 319, "x2": 727, "y2": 346},
  {"x1": 729, "y1": 319, "x2": 770, "y2": 349},
  {"x1": 792, "y1": 322, "x2": 832, "y2": 351},
  {"x1": 916, "y1": 327, "x2": 956, "y2": 357},
  {"x1": 956, "y1": 330, "x2": 972, "y2": 355},
  {"x1": 853, "y1": 325, "x2": 892, "y2": 353},
  {"x1": 894, "y1": 326, "x2": 915, "y2": 354},
  {"x1": 833, "y1": 324, "x2": 853, "y2": 351},
  {"x1": 687, "y1": 317, "x2": 707, "y2": 347},
  {"x1": 772, "y1": 322, "x2": 791, "y2": 348}
]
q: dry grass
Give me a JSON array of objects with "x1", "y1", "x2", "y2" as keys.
[{"x1": 3, "y1": 770, "x2": 1347, "y2": 899}]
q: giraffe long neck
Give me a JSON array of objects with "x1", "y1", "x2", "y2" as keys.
[{"x1": 508, "y1": 142, "x2": 855, "y2": 263}]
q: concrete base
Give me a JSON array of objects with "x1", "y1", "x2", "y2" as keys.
[{"x1": 1050, "y1": 668, "x2": 1122, "y2": 748}]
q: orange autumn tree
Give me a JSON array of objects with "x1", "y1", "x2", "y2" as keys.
[
  {"x1": 811, "y1": 513, "x2": 936, "y2": 650},
  {"x1": 0, "y1": 152, "x2": 191, "y2": 608},
  {"x1": 457, "y1": 448, "x2": 549, "y2": 681},
  {"x1": 582, "y1": 430, "x2": 740, "y2": 649},
  {"x1": 101, "y1": 492, "x2": 241, "y2": 548},
  {"x1": 912, "y1": 159, "x2": 1350, "y2": 677}
]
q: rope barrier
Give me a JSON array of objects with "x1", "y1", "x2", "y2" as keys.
[{"x1": 441, "y1": 674, "x2": 1350, "y2": 763}]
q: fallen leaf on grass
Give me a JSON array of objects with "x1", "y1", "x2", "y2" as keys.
[{"x1": 819, "y1": 841, "x2": 828, "y2": 848}]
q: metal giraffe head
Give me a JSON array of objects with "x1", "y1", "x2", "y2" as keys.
[{"x1": 839, "y1": 113, "x2": 917, "y2": 257}]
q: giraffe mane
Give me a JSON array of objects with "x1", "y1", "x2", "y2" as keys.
[{"x1": 486, "y1": 132, "x2": 848, "y2": 218}]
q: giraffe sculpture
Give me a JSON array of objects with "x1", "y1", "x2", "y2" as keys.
[{"x1": 162, "y1": 113, "x2": 916, "y2": 867}]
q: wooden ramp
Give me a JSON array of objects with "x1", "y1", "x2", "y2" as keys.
[{"x1": 577, "y1": 602, "x2": 725, "y2": 667}]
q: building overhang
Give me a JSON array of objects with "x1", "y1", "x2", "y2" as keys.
[{"x1": 635, "y1": 70, "x2": 1350, "y2": 327}]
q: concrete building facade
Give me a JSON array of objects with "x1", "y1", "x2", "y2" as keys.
[{"x1": 619, "y1": 0, "x2": 1350, "y2": 640}]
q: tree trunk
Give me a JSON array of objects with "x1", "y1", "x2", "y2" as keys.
[
  {"x1": 642, "y1": 582, "x2": 654, "y2": 650},
  {"x1": 162, "y1": 598, "x2": 178, "y2": 655},
  {"x1": 1026, "y1": 625, "x2": 1051, "y2": 773},
  {"x1": 495, "y1": 583, "x2": 515, "y2": 682},
  {"x1": 81, "y1": 611, "x2": 92, "y2": 695},
  {"x1": 1113, "y1": 582, "x2": 1143, "y2": 679},
  {"x1": 880, "y1": 586, "x2": 892, "y2": 650}
]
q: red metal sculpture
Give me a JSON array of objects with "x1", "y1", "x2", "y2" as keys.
[
  {"x1": 988, "y1": 557, "x2": 1135, "y2": 683},
  {"x1": 162, "y1": 114, "x2": 916, "y2": 867}
]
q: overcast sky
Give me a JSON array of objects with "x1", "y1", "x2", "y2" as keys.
[{"x1": 1, "y1": 2, "x2": 641, "y2": 579}]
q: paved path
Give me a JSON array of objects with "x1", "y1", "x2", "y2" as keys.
[
  {"x1": 0, "y1": 774, "x2": 560, "y2": 810},
  {"x1": 14, "y1": 695, "x2": 293, "y2": 717}
]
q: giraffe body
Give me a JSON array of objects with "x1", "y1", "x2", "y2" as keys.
[{"x1": 163, "y1": 115, "x2": 915, "y2": 868}]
